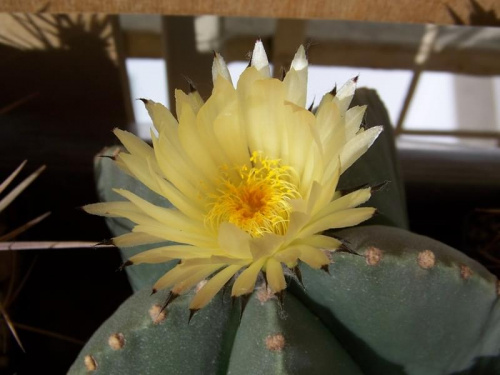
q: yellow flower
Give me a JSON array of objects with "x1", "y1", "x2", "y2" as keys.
[{"x1": 85, "y1": 41, "x2": 382, "y2": 313}]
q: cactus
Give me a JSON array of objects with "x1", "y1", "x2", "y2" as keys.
[
  {"x1": 72, "y1": 91, "x2": 500, "y2": 375},
  {"x1": 73, "y1": 43, "x2": 500, "y2": 374},
  {"x1": 69, "y1": 225, "x2": 500, "y2": 375}
]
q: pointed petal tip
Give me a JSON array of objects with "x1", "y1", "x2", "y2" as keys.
[
  {"x1": 118, "y1": 259, "x2": 133, "y2": 272},
  {"x1": 291, "y1": 45, "x2": 308, "y2": 71},
  {"x1": 320, "y1": 264, "x2": 331, "y2": 275},
  {"x1": 251, "y1": 39, "x2": 269, "y2": 71},
  {"x1": 292, "y1": 265, "x2": 304, "y2": 288},
  {"x1": 182, "y1": 75, "x2": 197, "y2": 93},
  {"x1": 188, "y1": 309, "x2": 199, "y2": 324},
  {"x1": 275, "y1": 290, "x2": 286, "y2": 310},
  {"x1": 159, "y1": 291, "x2": 179, "y2": 313},
  {"x1": 330, "y1": 84, "x2": 337, "y2": 96},
  {"x1": 212, "y1": 51, "x2": 232, "y2": 84},
  {"x1": 371, "y1": 180, "x2": 390, "y2": 193}
]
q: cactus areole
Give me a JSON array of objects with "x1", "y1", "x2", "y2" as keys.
[{"x1": 84, "y1": 41, "x2": 382, "y2": 313}]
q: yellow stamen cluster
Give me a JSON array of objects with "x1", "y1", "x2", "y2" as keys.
[{"x1": 206, "y1": 152, "x2": 300, "y2": 237}]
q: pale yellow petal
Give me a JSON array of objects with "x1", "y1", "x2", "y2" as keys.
[
  {"x1": 113, "y1": 129, "x2": 153, "y2": 160},
  {"x1": 236, "y1": 67, "x2": 265, "y2": 102},
  {"x1": 250, "y1": 40, "x2": 271, "y2": 78},
  {"x1": 298, "y1": 245, "x2": 330, "y2": 269},
  {"x1": 315, "y1": 98, "x2": 342, "y2": 143},
  {"x1": 152, "y1": 172, "x2": 206, "y2": 220},
  {"x1": 345, "y1": 105, "x2": 367, "y2": 140},
  {"x1": 189, "y1": 264, "x2": 243, "y2": 310},
  {"x1": 266, "y1": 258, "x2": 286, "y2": 293},
  {"x1": 83, "y1": 201, "x2": 138, "y2": 217},
  {"x1": 84, "y1": 200, "x2": 159, "y2": 226},
  {"x1": 113, "y1": 188, "x2": 208, "y2": 235},
  {"x1": 292, "y1": 234, "x2": 342, "y2": 250},
  {"x1": 153, "y1": 264, "x2": 206, "y2": 291},
  {"x1": 153, "y1": 130, "x2": 213, "y2": 198},
  {"x1": 129, "y1": 245, "x2": 210, "y2": 265},
  {"x1": 217, "y1": 223, "x2": 252, "y2": 259},
  {"x1": 340, "y1": 126, "x2": 383, "y2": 173},
  {"x1": 283, "y1": 45, "x2": 308, "y2": 108},
  {"x1": 116, "y1": 153, "x2": 162, "y2": 196},
  {"x1": 212, "y1": 52, "x2": 233, "y2": 85},
  {"x1": 232, "y1": 257, "x2": 267, "y2": 297},
  {"x1": 212, "y1": 101, "x2": 250, "y2": 168},
  {"x1": 175, "y1": 89, "x2": 204, "y2": 119},
  {"x1": 336, "y1": 77, "x2": 357, "y2": 113},
  {"x1": 142, "y1": 99, "x2": 178, "y2": 134},
  {"x1": 133, "y1": 224, "x2": 217, "y2": 248},
  {"x1": 243, "y1": 78, "x2": 286, "y2": 158},
  {"x1": 112, "y1": 232, "x2": 164, "y2": 247},
  {"x1": 299, "y1": 207, "x2": 376, "y2": 238},
  {"x1": 273, "y1": 247, "x2": 301, "y2": 267},
  {"x1": 312, "y1": 188, "x2": 372, "y2": 223},
  {"x1": 249, "y1": 233, "x2": 284, "y2": 260},
  {"x1": 172, "y1": 264, "x2": 222, "y2": 294}
]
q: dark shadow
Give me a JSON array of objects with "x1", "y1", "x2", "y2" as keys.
[
  {"x1": 0, "y1": 13, "x2": 132, "y2": 374},
  {"x1": 447, "y1": 0, "x2": 500, "y2": 26}
]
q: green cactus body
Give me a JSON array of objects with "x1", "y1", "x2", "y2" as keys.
[
  {"x1": 74, "y1": 90, "x2": 500, "y2": 374},
  {"x1": 69, "y1": 225, "x2": 500, "y2": 375}
]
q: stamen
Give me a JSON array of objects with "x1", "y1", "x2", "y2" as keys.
[{"x1": 206, "y1": 152, "x2": 300, "y2": 237}]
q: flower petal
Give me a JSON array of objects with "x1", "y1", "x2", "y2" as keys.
[
  {"x1": 340, "y1": 126, "x2": 383, "y2": 173},
  {"x1": 112, "y1": 232, "x2": 164, "y2": 247},
  {"x1": 298, "y1": 245, "x2": 330, "y2": 269},
  {"x1": 232, "y1": 257, "x2": 267, "y2": 297},
  {"x1": 283, "y1": 45, "x2": 308, "y2": 107},
  {"x1": 113, "y1": 129, "x2": 153, "y2": 160},
  {"x1": 312, "y1": 188, "x2": 372, "y2": 223},
  {"x1": 189, "y1": 264, "x2": 243, "y2": 310},
  {"x1": 142, "y1": 99, "x2": 178, "y2": 134},
  {"x1": 299, "y1": 207, "x2": 376, "y2": 238},
  {"x1": 172, "y1": 264, "x2": 222, "y2": 294},
  {"x1": 251, "y1": 40, "x2": 271, "y2": 78},
  {"x1": 212, "y1": 52, "x2": 232, "y2": 85},
  {"x1": 129, "y1": 245, "x2": 211, "y2": 265},
  {"x1": 266, "y1": 258, "x2": 286, "y2": 293},
  {"x1": 217, "y1": 223, "x2": 252, "y2": 259}
]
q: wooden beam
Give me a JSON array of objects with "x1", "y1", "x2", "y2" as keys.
[
  {"x1": 3, "y1": 0, "x2": 500, "y2": 26},
  {"x1": 220, "y1": 34, "x2": 500, "y2": 76},
  {"x1": 272, "y1": 19, "x2": 306, "y2": 78},
  {"x1": 122, "y1": 30, "x2": 163, "y2": 58},
  {"x1": 162, "y1": 16, "x2": 213, "y2": 113},
  {"x1": 400, "y1": 129, "x2": 500, "y2": 139}
]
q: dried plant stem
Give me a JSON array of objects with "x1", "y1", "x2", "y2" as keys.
[
  {"x1": 0, "y1": 241, "x2": 114, "y2": 251},
  {"x1": 0, "y1": 301, "x2": 24, "y2": 352},
  {"x1": 11, "y1": 322, "x2": 85, "y2": 346}
]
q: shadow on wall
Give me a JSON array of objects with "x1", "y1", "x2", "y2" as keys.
[
  {"x1": 447, "y1": 0, "x2": 500, "y2": 26},
  {"x1": 0, "y1": 13, "x2": 132, "y2": 375}
]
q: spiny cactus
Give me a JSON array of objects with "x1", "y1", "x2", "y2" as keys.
[
  {"x1": 69, "y1": 225, "x2": 500, "y2": 375},
  {"x1": 73, "y1": 43, "x2": 499, "y2": 374},
  {"x1": 73, "y1": 90, "x2": 500, "y2": 374}
]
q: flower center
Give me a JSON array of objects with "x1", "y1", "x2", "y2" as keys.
[{"x1": 206, "y1": 152, "x2": 300, "y2": 237}]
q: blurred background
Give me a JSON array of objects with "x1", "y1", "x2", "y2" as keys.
[{"x1": 0, "y1": 1, "x2": 499, "y2": 373}]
